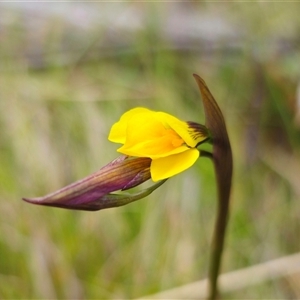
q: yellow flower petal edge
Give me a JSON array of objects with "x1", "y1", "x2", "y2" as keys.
[
  {"x1": 108, "y1": 107, "x2": 151, "y2": 144},
  {"x1": 150, "y1": 149, "x2": 200, "y2": 181},
  {"x1": 118, "y1": 142, "x2": 189, "y2": 159}
]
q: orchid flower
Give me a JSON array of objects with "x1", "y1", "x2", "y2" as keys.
[
  {"x1": 108, "y1": 107, "x2": 210, "y2": 182},
  {"x1": 23, "y1": 86, "x2": 210, "y2": 210},
  {"x1": 23, "y1": 74, "x2": 232, "y2": 300},
  {"x1": 23, "y1": 92, "x2": 211, "y2": 211}
]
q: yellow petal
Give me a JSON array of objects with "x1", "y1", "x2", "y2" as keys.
[
  {"x1": 124, "y1": 111, "x2": 166, "y2": 145},
  {"x1": 150, "y1": 148, "x2": 199, "y2": 181},
  {"x1": 118, "y1": 111, "x2": 188, "y2": 158},
  {"x1": 157, "y1": 112, "x2": 208, "y2": 147},
  {"x1": 108, "y1": 107, "x2": 152, "y2": 144},
  {"x1": 118, "y1": 142, "x2": 189, "y2": 159},
  {"x1": 109, "y1": 108, "x2": 209, "y2": 158}
]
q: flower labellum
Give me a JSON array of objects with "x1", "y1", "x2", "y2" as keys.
[{"x1": 108, "y1": 107, "x2": 210, "y2": 181}]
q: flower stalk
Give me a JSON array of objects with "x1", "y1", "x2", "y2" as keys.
[{"x1": 193, "y1": 74, "x2": 233, "y2": 300}]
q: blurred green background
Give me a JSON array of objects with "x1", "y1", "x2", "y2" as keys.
[{"x1": 1, "y1": 2, "x2": 300, "y2": 299}]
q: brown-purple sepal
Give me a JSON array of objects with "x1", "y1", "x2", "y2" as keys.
[
  {"x1": 22, "y1": 156, "x2": 151, "y2": 211},
  {"x1": 193, "y1": 74, "x2": 232, "y2": 202},
  {"x1": 193, "y1": 74, "x2": 233, "y2": 299}
]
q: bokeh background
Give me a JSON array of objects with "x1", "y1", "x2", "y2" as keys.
[{"x1": 1, "y1": 2, "x2": 300, "y2": 299}]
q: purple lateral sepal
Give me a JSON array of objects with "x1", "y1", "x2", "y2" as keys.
[{"x1": 22, "y1": 156, "x2": 151, "y2": 211}]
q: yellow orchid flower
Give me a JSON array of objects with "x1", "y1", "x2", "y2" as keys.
[
  {"x1": 23, "y1": 107, "x2": 210, "y2": 211},
  {"x1": 22, "y1": 74, "x2": 233, "y2": 300},
  {"x1": 108, "y1": 107, "x2": 210, "y2": 182}
]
